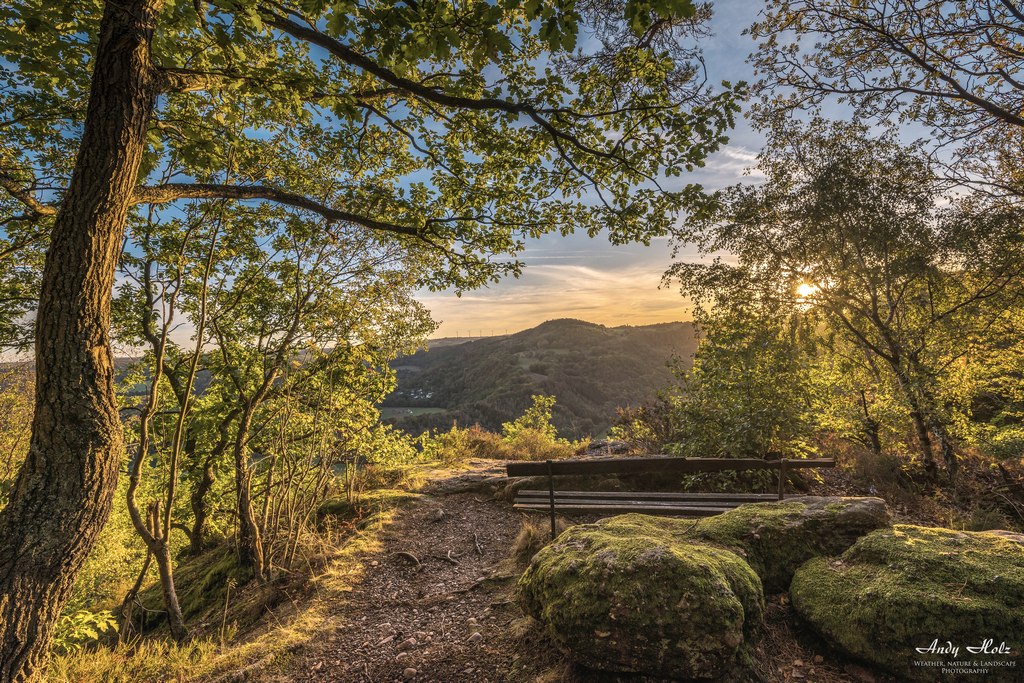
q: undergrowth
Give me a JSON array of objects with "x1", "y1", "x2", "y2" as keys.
[{"x1": 47, "y1": 482, "x2": 418, "y2": 682}]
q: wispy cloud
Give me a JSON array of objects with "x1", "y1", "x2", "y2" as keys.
[{"x1": 420, "y1": 260, "x2": 693, "y2": 336}]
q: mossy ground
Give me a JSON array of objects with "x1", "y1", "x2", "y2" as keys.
[{"x1": 792, "y1": 524, "x2": 1024, "y2": 681}]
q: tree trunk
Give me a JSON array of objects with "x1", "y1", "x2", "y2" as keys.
[
  {"x1": 931, "y1": 421, "x2": 958, "y2": 480},
  {"x1": 887, "y1": 361, "x2": 938, "y2": 480},
  {"x1": 0, "y1": 1, "x2": 161, "y2": 678},
  {"x1": 152, "y1": 536, "x2": 188, "y2": 641},
  {"x1": 909, "y1": 409, "x2": 937, "y2": 479},
  {"x1": 859, "y1": 390, "x2": 882, "y2": 454},
  {"x1": 117, "y1": 549, "x2": 152, "y2": 644},
  {"x1": 189, "y1": 457, "x2": 217, "y2": 554},
  {"x1": 234, "y1": 409, "x2": 266, "y2": 580},
  {"x1": 189, "y1": 410, "x2": 238, "y2": 555}
]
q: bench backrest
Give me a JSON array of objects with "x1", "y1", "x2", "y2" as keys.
[{"x1": 505, "y1": 456, "x2": 834, "y2": 477}]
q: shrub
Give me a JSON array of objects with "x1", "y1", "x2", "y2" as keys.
[
  {"x1": 502, "y1": 394, "x2": 560, "y2": 441},
  {"x1": 51, "y1": 609, "x2": 118, "y2": 656},
  {"x1": 419, "y1": 396, "x2": 585, "y2": 463}
]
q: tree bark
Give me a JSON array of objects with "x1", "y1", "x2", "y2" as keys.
[
  {"x1": 148, "y1": 502, "x2": 188, "y2": 641},
  {"x1": 910, "y1": 408, "x2": 938, "y2": 480},
  {"x1": 189, "y1": 409, "x2": 238, "y2": 555},
  {"x1": 189, "y1": 455, "x2": 218, "y2": 554},
  {"x1": 233, "y1": 408, "x2": 266, "y2": 580},
  {"x1": 0, "y1": 1, "x2": 162, "y2": 679}
]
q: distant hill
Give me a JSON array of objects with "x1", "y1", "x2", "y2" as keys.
[{"x1": 382, "y1": 319, "x2": 696, "y2": 439}]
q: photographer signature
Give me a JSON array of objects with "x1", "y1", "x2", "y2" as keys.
[{"x1": 915, "y1": 639, "x2": 1013, "y2": 659}]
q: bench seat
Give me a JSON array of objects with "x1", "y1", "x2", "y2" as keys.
[
  {"x1": 512, "y1": 489, "x2": 779, "y2": 517},
  {"x1": 505, "y1": 456, "x2": 835, "y2": 534}
]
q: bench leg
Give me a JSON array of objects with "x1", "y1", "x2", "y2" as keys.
[
  {"x1": 547, "y1": 460, "x2": 557, "y2": 539},
  {"x1": 778, "y1": 458, "x2": 786, "y2": 501}
]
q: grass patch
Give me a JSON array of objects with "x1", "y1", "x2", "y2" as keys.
[
  {"x1": 52, "y1": 487, "x2": 421, "y2": 682},
  {"x1": 510, "y1": 517, "x2": 571, "y2": 565}
]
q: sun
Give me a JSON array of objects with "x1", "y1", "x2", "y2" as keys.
[{"x1": 796, "y1": 282, "x2": 818, "y2": 298}]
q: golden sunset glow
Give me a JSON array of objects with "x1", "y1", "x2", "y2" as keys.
[{"x1": 796, "y1": 282, "x2": 818, "y2": 298}]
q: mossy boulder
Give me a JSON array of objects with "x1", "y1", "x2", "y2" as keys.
[
  {"x1": 691, "y1": 496, "x2": 891, "y2": 592},
  {"x1": 791, "y1": 525, "x2": 1024, "y2": 681},
  {"x1": 518, "y1": 515, "x2": 764, "y2": 680}
]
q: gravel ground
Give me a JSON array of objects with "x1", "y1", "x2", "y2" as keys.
[{"x1": 282, "y1": 489, "x2": 559, "y2": 683}]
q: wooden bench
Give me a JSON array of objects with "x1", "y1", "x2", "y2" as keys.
[{"x1": 506, "y1": 456, "x2": 835, "y2": 536}]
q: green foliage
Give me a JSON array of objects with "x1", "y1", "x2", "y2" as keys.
[
  {"x1": 668, "y1": 120, "x2": 1024, "y2": 476},
  {"x1": 751, "y1": 0, "x2": 1024, "y2": 192},
  {"x1": 504, "y1": 427, "x2": 580, "y2": 462},
  {"x1": 0, "y1": 0, "x2": 743, "y2": 327},
  {"x1": 502, "y1": 394, "x2": 559, "y2": 441},
  {"x1": 66, "y1": 477, "x2": 150, "y2": 614},
  {"x1": 0, "y1": 367, "x2": 32, "y2": 507},
  {"x1": 419, "y1": 424, "x2": 513, "y2": 464},
  {"x1": 418, "y1": 394, "x2": 583, "y2": 463},
  {"x1": 654, "y1": 299, "x2": 818, "y2": 459},
  {"x1": 51, "y1": 609, "x2": 118, "y2": 656},
  {"x1": 47, "y1": 638, "x2": 219, "y2": 683},
  {"x1": 502, "y1": 394, "x2": 582, "y2": 460}
]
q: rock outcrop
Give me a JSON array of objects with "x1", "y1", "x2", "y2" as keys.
[
  {"x1": 517, "y1": 497, "x2": 889, "y2": 679},
  {"x1": 519, "y1": 515, "x2": 764, "y2": 680},
  {"x1": 692, "y1": 496, "x2": 890, "y2": 592},
  {"x1": 791, "y1": 524, "x2": 1024, "y2": 681}
]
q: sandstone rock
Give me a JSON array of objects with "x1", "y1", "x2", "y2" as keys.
[
  {"x1": 691, "y1": 496, "x2": 891, "y2": 592},
  {"x1": 518, "y1": 515, "x2": 764, "y2": 679},
  {"x1": 792, "y1": 525, "x2": 1024, "y2": 681}
]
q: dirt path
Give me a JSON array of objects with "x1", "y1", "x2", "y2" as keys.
[
  {"x1": 279, "y1": 464, "x2": 561, "y2": 683},
  {"x1": 269, "y1": 461, "x2": 873, "y2": 683}
]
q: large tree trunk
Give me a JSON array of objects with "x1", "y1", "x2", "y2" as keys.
[{"x1": 0, "y1": 1, "x2": 161, "y2": 679}]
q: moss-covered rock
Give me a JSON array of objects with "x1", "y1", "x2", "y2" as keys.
[
  {"x1": 791, "y1": 525, "x2": 1024, "y2": 681},
  {"x1": 691, "y1": 496, "x2": 890, "y2": 592},
  {"x1": 518, "y1": 515, "x2": 764, "y2": 680}
]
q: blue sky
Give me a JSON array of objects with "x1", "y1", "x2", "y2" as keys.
[{"x1": 419, "y1": 0, "x2": 766, "y2": 337}]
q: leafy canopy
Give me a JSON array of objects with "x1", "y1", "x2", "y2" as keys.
[{"x1": 0, "y1": 0, "x2": 744, "y2": 347}]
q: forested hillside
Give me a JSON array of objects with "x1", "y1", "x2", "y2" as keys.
[{"x1": 382, "y1": 319, "x2": 696, "y2": 438}]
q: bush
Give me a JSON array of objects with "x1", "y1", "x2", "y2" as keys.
[
  {"x1": 502, "y1": 394, "x2": 559, "y2": 441},
  {"x1": 504, "y1": 428, "x2": 578, "y2": 461},
  {"x1": 51, "y1": 609, "x2": 118, "y2": 656},
  {"x1": 419, "y1": 395, "x2": 586, "y2": 463},
  {"x1": 419, "y1": 424, "x2": 514, "y2": 464}
]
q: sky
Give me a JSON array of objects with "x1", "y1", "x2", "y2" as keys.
[{"x1": 419, "y1": 0, "x2": 767, "y2": 338}]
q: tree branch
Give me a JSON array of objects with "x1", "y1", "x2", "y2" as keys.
[
  {"x1": 0, "y1": 174, "x2": 57, "y2": 218},
  {"x1": 263, "y1": 12, "x2": 623, "y2": 163},
  {"x1": 132, "y1": 183, "x2": 423, "y2": 238},
  {"x1": 154, "y1": 67, "x2": 231, "y2": 93}
]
